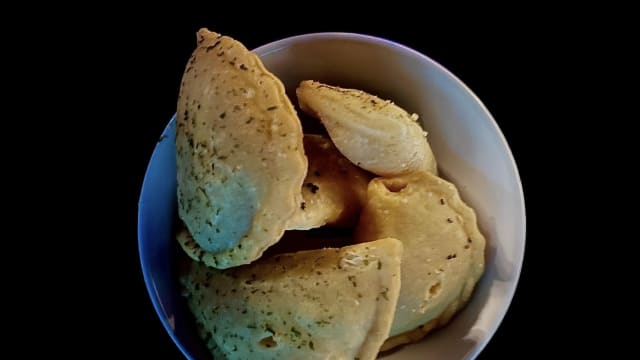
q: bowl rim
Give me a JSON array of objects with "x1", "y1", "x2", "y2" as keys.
[{"x1": 138, "y1": 31, "x2": 526, "y2": 360}]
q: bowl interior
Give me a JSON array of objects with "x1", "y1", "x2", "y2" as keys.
[{"x1": 139, "y1": 33, "x2": 525, "y2": 360}]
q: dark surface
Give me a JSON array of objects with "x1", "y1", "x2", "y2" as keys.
[{"x1": 109, "y1": 10, "x2": 555, "y2": 359}]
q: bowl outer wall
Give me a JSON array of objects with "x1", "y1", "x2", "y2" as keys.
[{"x1": 138, "y1": 32, "x2": 526, "y2": 360}]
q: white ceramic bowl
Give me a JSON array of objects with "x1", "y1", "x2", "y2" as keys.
[{"x1": 139, "y1": 32, "x2": 526, "y2": 359}]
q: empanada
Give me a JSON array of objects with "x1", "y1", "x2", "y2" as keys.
[
  {"x1": 176, "y1": 29, "x2": 307, "y2": 268},
  {"x1": 288, "y1": 134, "x2": 371, "y2": 230},
  {"x1": 181, "y1": 237, "x2": 403, "y2": 360},
  {"x1": 355, "y1": 171, "x2": 485, "y2": 347},
  {"x1": 296, "y1": 80, "x2": 437, "y2": 176}
]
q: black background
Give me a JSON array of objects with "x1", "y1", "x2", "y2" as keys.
[{"x1": 88, "y1": 8, "x2": 570, "y2": 359}]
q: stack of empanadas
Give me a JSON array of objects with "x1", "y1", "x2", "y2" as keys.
[{"x1": 175, "y1": 28, "x2": 486, "y2": 360}]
